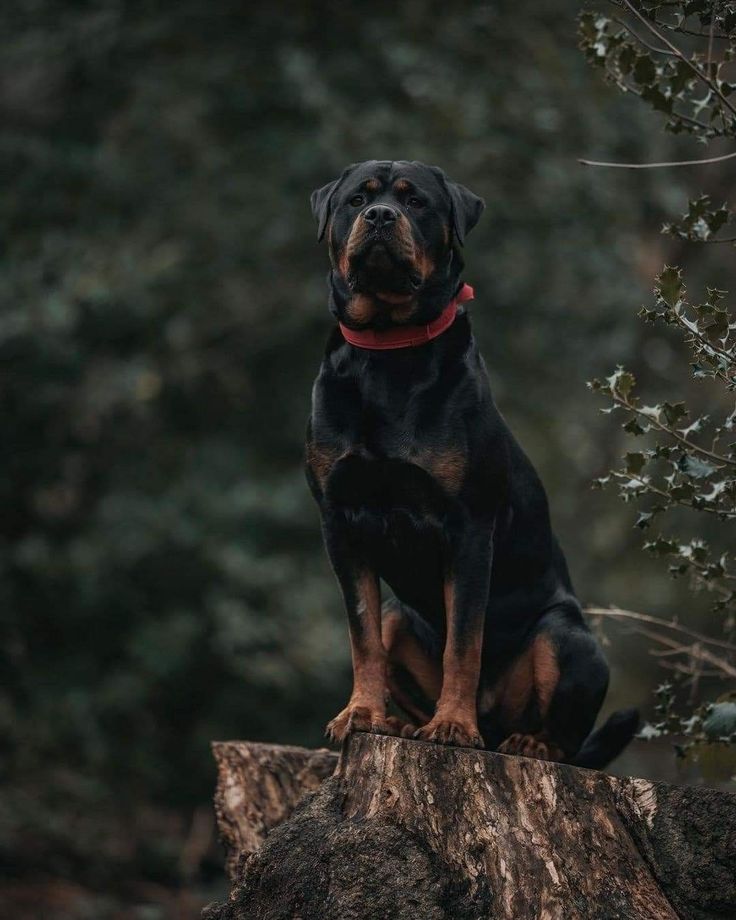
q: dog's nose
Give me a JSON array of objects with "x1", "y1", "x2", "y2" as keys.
[{"x1": 363, "y1": 204, "x2": 398, "y2": 228}]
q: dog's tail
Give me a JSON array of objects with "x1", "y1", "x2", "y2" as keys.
[{"x1": 570, "y1": 707, "x2": 640, "y2": 770}]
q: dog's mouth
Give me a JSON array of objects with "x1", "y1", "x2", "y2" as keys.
[{"x1": 346, "y1": 239, "x2": 423, "y2": 301}]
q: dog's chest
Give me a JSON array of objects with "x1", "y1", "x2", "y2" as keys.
[{"x1": 310, "y1": 362, "x2": 469, "y2": 500}]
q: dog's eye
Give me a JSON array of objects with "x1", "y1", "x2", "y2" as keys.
[
  {"x1": 349, "y1": 194, "x2": 365, "y2": 207},
  {"x1": 407, "y1": 196, "x2": 424, "y2": 208}
]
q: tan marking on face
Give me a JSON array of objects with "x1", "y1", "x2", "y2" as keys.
[
  {"x1": 392, "y1": 211, "x2": 416, "y2": 262},
  {"x1": 415, "y1": 248, "x2": 435, "y2": 280},
  {"x1": 375, "y1": 291, "x2": 414, "y2": 305},
  {"x1": 345, "y1": 293, "x2": 378, "y2": 325},
  {"x1": 393, "y1": 178, "x2": 410, "y2": 193},
  {"x1": 341, "y1": 214, "x2": 372, "y2": 269},
  {"x1": 388, "y1": 300, "x2": 418, "y2": 323},
  {"x1": 364, "y1": 177, "x2": 381, "y2": 192}
]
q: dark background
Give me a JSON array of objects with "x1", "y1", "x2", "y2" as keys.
[{"x1": 1, "y1": 1, "x2": 734, "y2": 917}]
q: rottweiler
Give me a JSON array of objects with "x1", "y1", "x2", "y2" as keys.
[{"x1": 305, "y1": 159, "x2": 638, "y2": 766}]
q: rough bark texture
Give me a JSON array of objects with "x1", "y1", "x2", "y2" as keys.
[
  {"x1": 211, "y1": 740, "x2": 337, "y2": 882},
  {"x1": 206, "y1": 734, "x2": 736, "y2": 920}
]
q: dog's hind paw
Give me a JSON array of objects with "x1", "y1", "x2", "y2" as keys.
[{"x1": 497, "y1": 733, "x2": 564, "y2": 762}]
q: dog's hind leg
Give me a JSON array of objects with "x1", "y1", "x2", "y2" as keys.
[{"x1": 494, "y1": 605, "x2": 611, "y2": 763}]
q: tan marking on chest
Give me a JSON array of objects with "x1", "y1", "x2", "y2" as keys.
[
  {"x1": 412, "y1": 448, "x2": 467, "y2": 494},
  {"x1": 306, "y1": 442, "x2": 344, "y2": 491}
]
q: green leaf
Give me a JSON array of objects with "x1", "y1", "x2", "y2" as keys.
[
  {"x1": 624, "y1": 451, "x2": 646, "y2": 475},
  {"x1": 644, "y1": 537, "x2": 679, "y2": 556},
  {"x1": 633, "y1": 53, "x2": 657, "y2": 86},
  {"x1": 669, "y1": 481, "x2": 695, "y2": 501},
  {"x1": 703, "y1": 702, "x2": 736, "y2": 740},
  {"x1": 662, "y1": 401, "x2": 688, "y2": 426},
  {"x1": 656, "y1": 266, "x2": 684, "y2": 308},
  {"x1": 623, "y1": 416, "x2": 647, "y2": 435},
  {"x1": 679, "y1": 415, "x2": 709, "y2": 437},
  {"x1": 678, "y1": 455, "x2": 718, "y2": 479},
  {"x1": 606, "y1": 366, "x2": 636, "y2": 398},
  {"x1": 638, "y1": 722, "x2": 662, "y2": 741},
  {"x1": 635, "y1": 510, "x2": 654, "y2": 529}
]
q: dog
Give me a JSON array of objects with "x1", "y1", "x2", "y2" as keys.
[{"x1": 305, "y1": 159, "x2": 638, "y2": 766}]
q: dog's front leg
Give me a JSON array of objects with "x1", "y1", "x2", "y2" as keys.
[
  {"x1": 323, "y1": 525, "x2": 389, "y2": 742},
  {"x1": 415, "y1": 524, "x2": 494, "y2": 749}
]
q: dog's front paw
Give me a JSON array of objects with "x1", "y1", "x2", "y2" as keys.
[
  {"x1": 414, "y1": 717, "x2": 484, "y2": 749},
  {"x1": 325, "y1": 703, "x2": 388, "y2": 743}
]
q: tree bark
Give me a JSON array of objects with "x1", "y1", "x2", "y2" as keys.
[{"x1": 206, "y1": 734, "x2": 736, "y2": 920}]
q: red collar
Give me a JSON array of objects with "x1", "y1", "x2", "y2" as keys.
[{"x1": 338, "y1": 283, "x2": 474, "y2": 350}]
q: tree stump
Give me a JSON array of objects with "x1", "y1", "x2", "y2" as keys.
[{"x1": 206, "y1": 734, "x2": 736, "y2": 920}]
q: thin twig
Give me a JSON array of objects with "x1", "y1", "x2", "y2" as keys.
[
  {"x1": 610, "y1": 390, "x2": 736, "y2": 467},
  {"x1": 629, "y1": 625, "x2": 736, "y2": 679},
  {"x1": 654, "y1": 19, "x2": 729, "y2": 40},
  {"x1": 593, "y1": 617, "x2": 736, "y2": 679},
  {"x1": 579, "y1": 149, "x2": 736, "y2": 168},
  {"x1": 620, "y1": 0, "x2": 736, "y2": 119},
  {"x1": 611, "y1": 14, "x2": 677, "y2": 55},
  {"x1": 657, "y1": 660, "x2": 723, "y2": 678},
  {"x1": 584, "y1": 605, "x2": 736, "y2": 652}
]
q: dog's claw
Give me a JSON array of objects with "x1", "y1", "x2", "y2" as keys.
[
  {"x1": 325, "y1": 704, "x2": 388, "y2": 744},
  {"x1": 413, "y1": 719, "x2": 484, "y2": 749},
  {"x1": 497, "y1": 733, "x2": 564, "y2": 762}
]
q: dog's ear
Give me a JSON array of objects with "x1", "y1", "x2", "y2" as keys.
[
  {"x1": 310, "y1": 164, "x2": 357, "y2": 242},
  {"x1": 429, "y1": 167, "x2": 485, "y2": 246}
]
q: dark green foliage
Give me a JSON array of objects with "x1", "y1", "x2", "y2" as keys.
[
  {"x1": 583, "y1": 1, "x2": 736, "y2": 751},
  {"x1": 579, "y1": 1, "x2": 736, "y2": 138},
  {"x1": 663, "y1": 195, "x2": 734, "y2": 243},
  {"x1": 590, "y1": 270, "x2": 736, "y2": 627}
]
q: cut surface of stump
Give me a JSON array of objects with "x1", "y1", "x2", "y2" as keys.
[{"x1": 207, "y1": 734, "x2": 736, "y2": 920}]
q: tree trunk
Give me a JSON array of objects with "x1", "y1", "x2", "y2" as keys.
[{"x1": 206, "y1": 734, "x2": 736, "y2": 920}]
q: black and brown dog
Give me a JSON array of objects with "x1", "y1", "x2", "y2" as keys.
[{"x1": 306, "y1": 159, "x2": 638, "y2": 766}]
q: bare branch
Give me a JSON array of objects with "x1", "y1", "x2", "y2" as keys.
[
  {"x1": 585, "y1": 605, "x2": 736, "y2": 652},
  {"x1": 610, "y1": 15, "x2": 677, "y2": 55},
  {"x1": 579, "y1": 149, "x2": 736, "y2": 168},
  {"x1": 632, "y1": 625, "x2": 736, "y2": 679}
]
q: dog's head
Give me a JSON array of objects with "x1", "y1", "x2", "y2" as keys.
[{"x1": 311, "y1": 160, "x2": 484, "y2": 328}]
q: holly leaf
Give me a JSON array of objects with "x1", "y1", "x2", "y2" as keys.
[
  {"x1": 678, "y1": 455, "x2": 718, "y2": 479},
  {"x1": 656, "y1": 266, "x2": 684, "y2": 307},
  {"x1": 625, "y1": 451, "x2": 647, "y2": 475}
]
